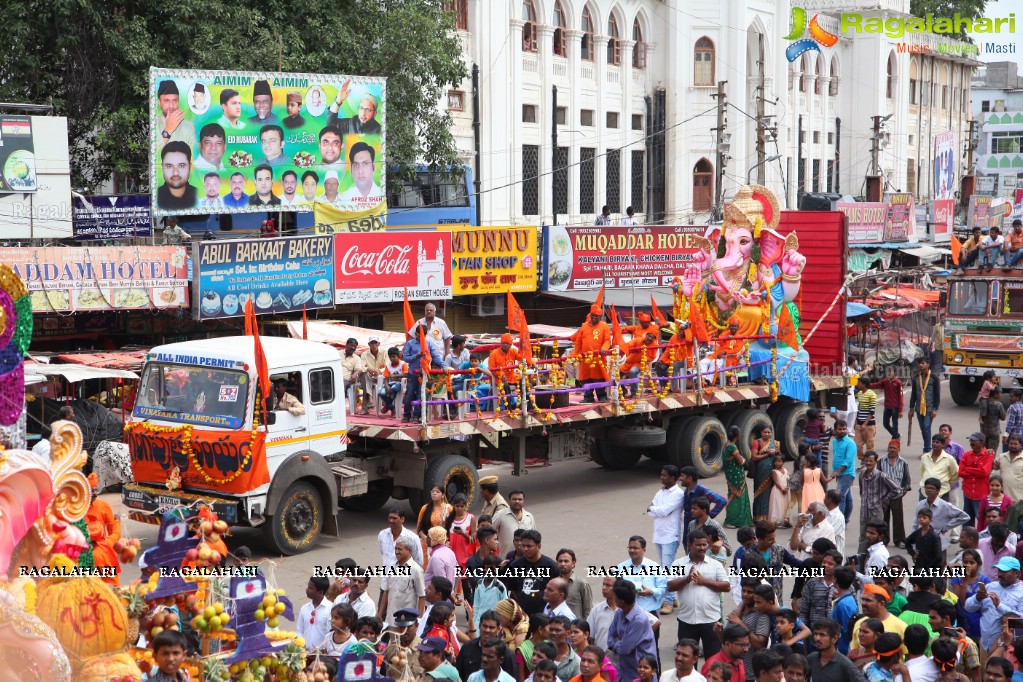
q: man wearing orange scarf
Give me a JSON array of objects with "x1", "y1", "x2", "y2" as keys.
[
  {"x1": 86, "y1": 473, "x2": 122, "y2": 586},
  {"x1": 657, "y1": 321, "x2": 694, "y2": 392},
  {"x1": 488, "y1": 333, "x2": 521, "y2": 408},
  {"x1": 623, "y1": 312, "x2": 659, "y2": 340},
  {"x1": 571, "y1": 305, "x2": 611, "y2": 403},
  {"x1": 700, "y1": 319, "x2": 745, "y2": 387}
]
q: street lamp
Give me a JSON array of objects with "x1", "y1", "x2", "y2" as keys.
[{"x1": 747, "y1": 155, "x2": 781, "y2": 185}]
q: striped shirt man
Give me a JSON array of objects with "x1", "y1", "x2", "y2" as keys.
[{"x1": 856, "y1": 388, "x2": 878, "y2": 426}]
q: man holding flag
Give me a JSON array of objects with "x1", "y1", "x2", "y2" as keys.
[
  {"x1": 570, "y1": 302, "x2": 612, "y2": 404},
  {"x1": 402, "y1": 322, "x2": 444, "y2": 422}
]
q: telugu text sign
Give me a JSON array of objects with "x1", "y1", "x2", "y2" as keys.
[
  {"x1": 542, "y1": 225, "x2": 705, "y2": 291},
  {"x1": 149, "y1": 67, "x2": 385, "y2": 217},
  {"x1": 73, "y1": 194, "x2": 153, "y2": 240},
  {"x1": 333, "y1": 231, "x2": 453, "y2": 303},
  {"x1": 194, "y1": 235, "x2": 335, "y2": 319},
  {"x1": 0, "y1": 246, "x2": 188, "y2": 313}
]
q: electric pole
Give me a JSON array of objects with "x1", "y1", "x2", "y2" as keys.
[
  {"x1": 866, "y1": 115, "x2": 885, "y2": 202},
  {"x1": 712, "y1": 80, "x2": 729, "y2": 221},
  {"x1": 552, "y1": 85, "x2": 559, "y2": 228},
  {"x1": 754, "y1": 34, "x2": 767, "y2": 185},
  {"x1": 965, "y1": 119, "x2": 977, "y2": 176}
]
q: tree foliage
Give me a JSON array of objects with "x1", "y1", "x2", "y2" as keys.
[
  {"x1": 1, "y1": 0, "x2": 466, "y2": 190},
  {"x1": 909, "y1": 0, "x2": 989, "y2": 39}
]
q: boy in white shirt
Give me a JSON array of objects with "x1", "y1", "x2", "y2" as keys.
[{"x1": 980, "y1": 227, "x2": 1005, "y2": 271}]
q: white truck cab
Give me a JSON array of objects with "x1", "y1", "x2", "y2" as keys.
[{"x1": 123, "y1": 336, "x2": 356, "y2": 554}]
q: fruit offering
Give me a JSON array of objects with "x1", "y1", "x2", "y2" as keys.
[{"x1": 114, "y1": 537, "x2": 142, "y2": 564}]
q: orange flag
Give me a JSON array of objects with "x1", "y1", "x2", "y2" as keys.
[
  {"x1": 508, "y1": 292, "x2": 532, "y2": 362},
  {"x1": 777, "y1": 303, "x2": 800, "y2": 350},
  {"x1": 302, "y1": 305, "x2": 308, "y2": 340},
  {"x1": 610, "y1": 304, "x2": 626, "y2": 351},
  {"x1": 594, "y1": 283, "x2": 605, "y2": 311},
  {"x1": 246, "y1": 299, "x2": 271, "y2": 406},
  {"x1": 418, "y1": 322, "x2": 432, "y2": 378},
  {"x1": 403, "y1": 287, "x2": 416, "y2": 341},
  {"x1": 244, "y1": 302, "x2": 254, "y2": 336},
  {"x1": 688, "y1": 293, "x2": 711, "y2": 344},
  {"x1": 650, "y1": 295, "x2": 667, "y2": 327},
  {"x1": 950, "y1": 234, "x2": 962, "y2": 266}
]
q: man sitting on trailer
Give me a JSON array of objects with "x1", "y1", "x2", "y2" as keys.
[
  {"x1": 619, "y1": 331, "x2": 659, "y2": 397},
  {"x1": 488, "y1": 334, "x2": 521, "y2": 409},
  {"x1": 656, "y1": 321, "x2": 694, "y2": 392},
  {"x1": 700, "y1": 319, "x2": 745, "y2": 387}
]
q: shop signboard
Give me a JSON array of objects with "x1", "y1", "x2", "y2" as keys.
[
  {"x1": 194, "y1": 235, "x2": 334, "y2": 319},
  {"x1": 967, "y1": 195, "x2": 993, "y2": 229},
  {"x1": 837, "y1": 202, "x2": 887, "y2": 245},
  {"x1": 933, "y1": 200, "x2": 954, "y2": 243},
  {"x1": 542, "y1": 225, "x2": 705, "y2": 291},
  {"x1": 0, "y1": 245, "x2": 189, "y2": 313},
  {"x1": 333, "y1": 231, "x2": 452, "y2": 303},
  {"x1": 884, "y1": 193, "x2": 914, "y2": 241},
  {"x1": 73, "y1": 194, "x2": 153, "y2": 240}
]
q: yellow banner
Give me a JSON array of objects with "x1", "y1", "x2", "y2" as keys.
[
  {"x1": 313, "y1": 201, "x2": 387, "y2": 234},
  {"x1": 443, "y1": 226, "x2": 538, "y2": 295}
]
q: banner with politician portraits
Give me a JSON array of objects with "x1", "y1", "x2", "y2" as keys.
[{"x1": 149, "y1": 67, "x2": 386, "y2": 217}]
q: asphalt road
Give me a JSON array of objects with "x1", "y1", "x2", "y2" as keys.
[{"x1": 112, "y1": 380, "x2": 983, "y2": 660}]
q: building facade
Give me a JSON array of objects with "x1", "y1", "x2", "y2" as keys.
[{"x1": 972, "y1": 61, "x2": 1023, "y2": 199}]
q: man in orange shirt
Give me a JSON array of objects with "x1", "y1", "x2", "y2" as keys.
[
  {"x1": 700, "y1": 319, "x2": 745, "y2": 387},
  {"x1": 657, "y1": 321, "x2": 694, "y2": 392},
  {"x1": 620, "y1": 331, "x2": 659, "y2": 397},
  {"x1": 623, "y1": 312, "x2": 659, "y2": 340},
  {"x1": 86, "y1": 473, "x2": 122, "y2": 586},
  {"x1": 1005, "y1": 218, "x2": 1023, "y2": 268},
  {"x1": 488, "y1": 333, "x2": 521, "y2": 408},
  {"x1": 571, "y1": 305, "x2": 612, "y2": 403}
]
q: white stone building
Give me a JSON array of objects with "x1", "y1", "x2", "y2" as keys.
[{"x1": 971, "y1": 61, "x2": 1023, "y2": 199}]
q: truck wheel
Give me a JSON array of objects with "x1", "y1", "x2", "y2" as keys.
[
  {"x1": 775, "y1": 403, "x2": 810, "y2": 460},
  {"x1": 665, "y1": 418, "x2": 693, "y2": 468},
  {"x1": 595, "y1": 437, "x2": 643, "y2": 470},
  {"x1": 680, "y1": 416, "x2": 727, "y2": 478},
  {"x1": 424, "y1": 454, "x2": 480, "y2": 510},
  {"x1": 340, "y1": 480, "x2": 395, "y2": 513},
  {"x1": 729, "y1": 409, "x2": 773, "y2": 460},
  {"x1": 589, "y1": 435, "x2": 609, "y2": 467},
  {"x1": 605, "y1": 426, "x2": 667, "y2": 448},
  {"x1": 263, "y1": 481, "x2": 323, "y2": 555},
  {"x1": 950, "y1": 376, "x2": 981, "y2": 407}
]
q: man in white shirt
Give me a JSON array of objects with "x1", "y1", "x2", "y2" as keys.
[
  {"x1": 789, "y1": 502, "x2": 836, "y2": 559},
  {"x1": 377, "y1": 507, "x2": 424, "y2": 598},
  {"x1": 864, "y1": 522, "x2": 890, "y2": 581},
  {"x1": 667, "y1": 530, "x2": 730, "y2": 660},
  {"x1": 333, "y1": 573, "x2": 377, "y2": 618},
  {"x1": 298, "y1": 576, "x2": 333, "y2": 653},
  {"x1": 587, "y1": 575, "x2": 660, "y2": 654},
  {"x1": 824, "y1": 489, "x2": 846, "y2": 554},
  {"x1": 339, "y1": 142, "x2": 384, "y2": 204},
  {"x1": 279, "y1": 170, "x2": 301, "y2": 206},
  {"x1": 979, "y1": 226, "x2": 1005, "y2": 270},
  {"x1": 492, "y1": 491, "x2": 535, "y2": 555},
  {"x1": 660, "y1": 640, "x2": 705, "y2": 682},
  {"x1": 646, "y1": 465, "x2": 684, "y2": 615},
  {"x1": 543, "y1": 578, "x2": 577, "y2": 619},
  {"x1": 620, "y1": 206, "x2": 638, "y2": 226},
  {"x1": 411, "y1": 302, "x2": 454, "y2": 358},
  {"x1": 199, "y1": 172, "x2": 224, "y2": 210}
]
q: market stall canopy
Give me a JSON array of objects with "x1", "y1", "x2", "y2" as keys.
[
  {"x1": 542, "y1": 287, "x2": 676, "y2": 309},
  {"x1": 284, "y1": 320, "x2": 406, "y2": 353},
  {"x1": 53, "y1": 350, "x2": 148, "y2": 372},
  {"x1": 873, "y1": 287, "x2": 941, "y2": 308},
  {"x1": 25, "y1": 363, "x2": 139, "y2": 383},
  {"x1": 897, "y1": 245, "x2": 953, "y2": 263},
  {"x1": 846, "y1": 302, "x2": 878, "y2": 318},
  {"x1": 527, "y1": 324, "x2": 579, "y2": 339}
]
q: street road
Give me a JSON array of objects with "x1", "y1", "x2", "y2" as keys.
[{"x1": 112, "y1": 380, "x2": 984, "y2": 660}]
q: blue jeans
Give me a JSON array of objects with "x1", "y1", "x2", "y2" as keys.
[
  {"x1": 380, "y1": 381, "x2": 402, "y2": 412},
  {"x1": 980, "y1": 247, "x2": 1002, "y2": 267},
  {"x1": 882, "y1": 408, "x2": 900, "y2": 439},
  {"x1": 961, "y1": 249, "x2": 979, "y2": 268},
  {"x1": 403, "y1": 374, "x2": 421, "y2": 419},
  {"x1": 626, "y1": 366, "x2": 641, "y2": 397},
  {"x1": 1006, "y1": 249, "x2": 1023, "y2": 267},
  {"x1": 656, "y1": 541, "x2": 680, "y2": 604},
  {"x1": 964, "y1": 496, "x2": 982, "y2": 526},
  {"x1": 837, "y1": 475, "x2": 855, "y2": 523},
  {"x1": 917, "y1": 413, "x2": 933, "y2": 453}
]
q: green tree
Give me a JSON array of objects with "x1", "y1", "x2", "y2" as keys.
[
  {"x1": 1, "y1": 0, "x2": 466, "y2": 190},
  {"x1": 909, "y1": 0, "x2": 989, "y2": 39}
]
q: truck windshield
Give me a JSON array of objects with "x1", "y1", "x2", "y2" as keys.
[
  {"x1": 947, "y1": 280, "x2": 989, "y2": 316},
  {"x1": 134, "y1": 363, "x2": 249, "y2": 429}
]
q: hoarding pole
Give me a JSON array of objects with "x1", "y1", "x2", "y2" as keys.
[
  {"x1": 552, "y1": 85, "x2": 558, "y2": 229},
  {"x1": 472, "y1": 64, "x2": 482, "y2": 226}
]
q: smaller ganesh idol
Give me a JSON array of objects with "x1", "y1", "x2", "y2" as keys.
[{"x1": 679, "y1": 184, "x2": 811, "y2": 401}]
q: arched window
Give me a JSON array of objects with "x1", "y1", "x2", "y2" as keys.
[
  {"x1": 581, "y1": 6, "x2": 595, "y2": 61},
  {"x1": 941, "y1": 65, "x2": 949, "y2": 109},
  {"x1": 632, "y1": 19, "x2": 647, "y2": 69},
  {"x1": 829, "y1": 57, "x2": 839, "y2": 96},
  {"x1": 799, "y1": 54, "x2": 810, "y2": 93},
  {"x1": 693, "y1": 159, "x2": 713, "y2": 211},
  {"x1": 886, "y1": 52, "x2": 895, "y2": 99},
  {"x1": 522, "y1": 0, "x2": 538, "y2": 52},
  {"x1": 553, "y1": 1, "x2": 567, "y2": 57},
  {"x1": 607, "y1": 14, "x2": 622, "y2": 65},
  {"x1": 815, "y1": 55, "x2": 824, "y2": 95},
  {"x1": 909, "y1": 59, "x2": 918, "y2": 104},
  {"x1": 694, "y1": 37, "x2": 714, "y2": 86}
]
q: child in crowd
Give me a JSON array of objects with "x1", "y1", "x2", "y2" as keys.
[
  {"x1": 801, "y1": 453, "x2": 826, "y2": 513},
  {"x1": 322, "y1": 603, "x2": 358, "y2": 657},
  {"x1": 905, "y1": 508, "x2": 944, "y2": 570},
  {"x1": 802, "y1": 408, "x2": 825, "y2": 461},
  {"x1": 459, "y1": 354, "x2": 493, "y2": 409},
  {"x1": 774, "y1": 608, "x2": 811, "y2": 655},
  {"x1": 144, "y1": 629, "x2": 190, "y2": 681},
  {"x1": 380, "y1": 347, "x2": 408, "y2": 416},
  {"x1": 297, "y1": 576, "x2": 332, "y2": 653},
  {"x1": 978, "y1": 370, "x2": 998, "y2": 414}
]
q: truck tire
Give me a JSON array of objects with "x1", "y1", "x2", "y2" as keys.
[
  {"x1": 262, "y1": 481, "x2": 323, "y2": 556},
  {"x1": 665, "y1": 418, "x2": 694, "y2": 468},
  {"x1": 775, "y1": 403, "x2": 810, "y2": 460},
  {"x1": 605, "y1": 426, "x2": 667, "y2": 448},
  {"x1": 589, "y1": 435, "x2": 609, "y2": 467},
  {"x1": 950, "y1": 376, "x2": 981, "y2": 407},
  {"x1": 424, "y1": 454, "x2": 480, "y2": 510},
  {"x1": 729, "y1": 409, "x2": 773, "y2": 460},
  {"x1": 595, "y1": 437, "x2": 643, "y2": 470},
  {"x1": 679, "y1": 416, "x2": 727, "y2": 478},
  {"x1": 340, "y1": 480, "x2": 395, "y2": 513}
]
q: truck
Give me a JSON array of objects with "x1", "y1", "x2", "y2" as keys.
[
  {"x1": 942, "y1": 270, "x2": 1023, "y2": 405},
  {"x1": 122, "y1": 207, "x2": 850, "y2": 555}
]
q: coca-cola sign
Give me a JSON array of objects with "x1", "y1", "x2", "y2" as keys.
[{"x1": 333, "y1": 232, "x2": 453, "y2": 303}]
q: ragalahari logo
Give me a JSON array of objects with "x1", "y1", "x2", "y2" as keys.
[{"x1": 785, "y1": 7, "x2": 839, "y2": 62}]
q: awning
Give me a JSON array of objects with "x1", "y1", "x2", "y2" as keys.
[
  {"x1": 898, "y1": 245, "x2": 953, "y2": 262},
  {"x1": 846, "y1": 302, "x2": 877, "y2": 318},
  {"x1": 285, "y1": 321, "x2": 406, "y2": 353},
  {"x1": 25, "y1": 364, "x2": 139, "y2": 382},
  {"x1": 55, "y1": 350, "x2": 149, "y2": 371},
  {"x1": 541, "y1": 287, "x2": 675, "y2": 309},
  {"x1": 527, "y1": 324, "x2": 578, "y2": 339}
]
